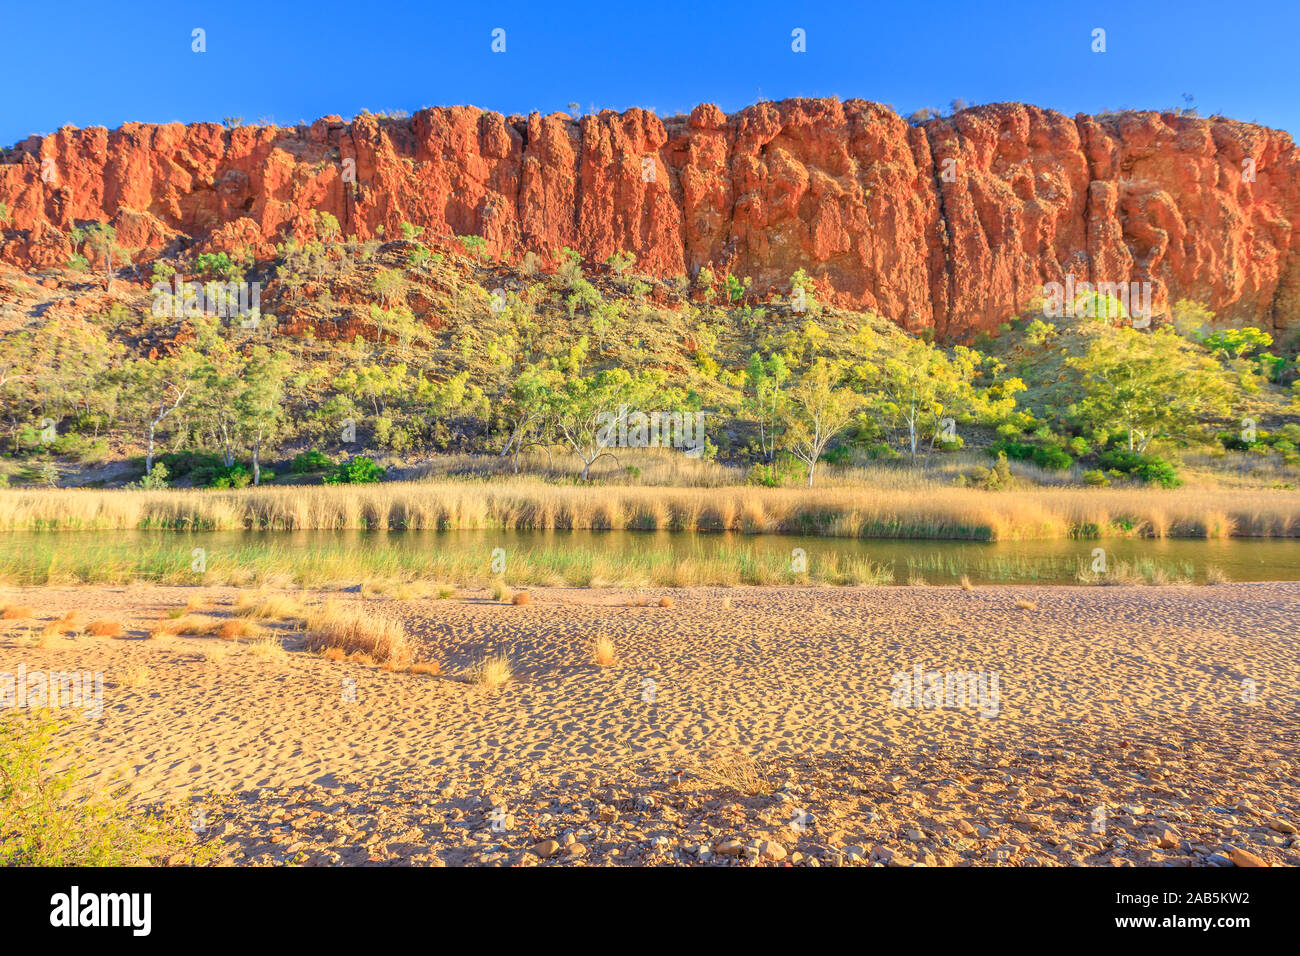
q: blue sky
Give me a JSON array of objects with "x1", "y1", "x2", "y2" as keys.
[{"x1": 4, "y1": 0, "x2": 1297, "y2": 144}]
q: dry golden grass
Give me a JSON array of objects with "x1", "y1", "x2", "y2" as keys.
[
  {"x1": 360, "y1": 578, "x2": 426, "y2": 601},
  {"x1": 658, "y1": 595, "x2": 674, "y2": 608},
  {"x1": 320, "y1": 645, "x2": 346, "y2": 662},
  {"x1": 41, "y1": 611, "x2": 82, "y2": 638},
  {"x1": 148, "y1": 613, "x2": 216, "y2": 638},
  {"x1": 1014, "y1": 598, "x2": 1038, "y2": 610},
  {"x1": 234, "y1": 592, "x2": 306, "y2": 620},
  {"x1": 217, "y1": 618, "x2": 262, "y2": 640},
  {"x1": 511, "y1": 591, "x2": 531, "y2": 606},
  {"x1": 491, "y1": 580, "x2": 513, "y2": 603},
  {"x1": 1, "y1": 604, "x2": 33, "y2": 620},
  {"x1": 304, "y1": 599, "x2": 411, "y2": 666},
  {"x1": 244, "y1": 635, "x2": 288, "y2": 662},
  {"x1": 408, "y1": 660, "x2": 441, "y2": 676},
  {"x1": 960, "y1": 575, "x2": 974, "y2": 590},
  {"x1": 694, "y1": 752, "x2": 772, "y2": 796},
  {"x1": 85, "y1": 619, "x2": 123, "y2": 638},
  {"x1": 171, "y1": 614, "x2": 219, "y2": 635},
  {"x1": 591, "y1": 632, "x2": 616, "y2": 667},
  {"x1": 466, "y1": 652, "x2": 512, "y2": 689},
  {"x1": 3, "y1": 479, "x2": 1296, "y2": 541},
  {"x1": 116, "y1": 664, "x2": 148, "y2": 689}
]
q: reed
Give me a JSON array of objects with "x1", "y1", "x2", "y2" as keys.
[{"x1": 1, "y1": 480, "x2": 1295, "y2": 540}]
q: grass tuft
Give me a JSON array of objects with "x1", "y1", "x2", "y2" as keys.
[
  {"x1": 234, "y1": 592, "x2": 306, "y2": 620},
  {"x1": 466, "y1": 652, "x2": 512, "y2": 689},
  {"x1": 591, "y1": 632, "x2": 616, "y2": 667},
  {"x1": 304, "y1": 600, "x2": 410, "y2": 666},
  {"x1": 694, "y1": 752, "x2": 772, "y2": 796}
]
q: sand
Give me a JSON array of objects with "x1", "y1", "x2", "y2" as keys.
[{"x1": 1, "y1": 582, "x2": 1297, "y2": 866}]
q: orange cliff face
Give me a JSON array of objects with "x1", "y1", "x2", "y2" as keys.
[{"x1": 1, "y1": 98, "x2": 1297, "y2": 338}]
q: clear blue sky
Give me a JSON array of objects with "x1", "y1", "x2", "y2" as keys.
[{"x1": 5, "y1": 0, "x2": 1297, "y2": 145}]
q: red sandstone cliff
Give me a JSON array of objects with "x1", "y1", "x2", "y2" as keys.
[{"x1": 2, "y1": 98, "x2": 1297, "y2": 338}]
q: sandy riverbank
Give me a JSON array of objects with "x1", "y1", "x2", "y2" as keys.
[{"x1": 2, "y1": 582, "x2": 1297, "y2": 866}]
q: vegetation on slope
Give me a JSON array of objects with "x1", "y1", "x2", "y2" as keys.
[{"x1": 1, "y1": 224, "x2": 1297, "y2": 495}]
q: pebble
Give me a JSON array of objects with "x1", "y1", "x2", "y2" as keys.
[{"x1": 1228, "y1": 846, "x2": 1268, "y2": 867}]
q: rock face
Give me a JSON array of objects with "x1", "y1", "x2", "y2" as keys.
[{"x1": 2, "y1": 98, "x2": 1297, "y2": 338}]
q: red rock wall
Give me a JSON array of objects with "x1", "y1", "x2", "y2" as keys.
[{"x1": 2, "y1": 98, "x2": 1297, "y2": 337}]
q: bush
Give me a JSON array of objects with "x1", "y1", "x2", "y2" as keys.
[
  {"x1": 1217, "y1": 430, "x2": 1256, "y2": 452},
  {"x1": 1031, "y1": 445, "x2": 1074, "y2": 471},
  {"x1": 290, "y1": 450, "x2": 334, "y2": 473},
  {"x1": 1098, "y1": 449, "x2": 1182, "y2": 488},
  {"x1": 994, "y1": 439, "x2": 1035, "y2": 461},
  {"x1": 207, "y1": 464, "x2": 252, "y2": 489},
  {"x1": 1081, "y1": 469, "x2": 1110, "y2": 487},
  {"x1": 156, "y1": 451, "x2": 225, "y2": 481},
  {"x1": 992, "y1": 440, "x2": 1073, "y2": 471},
  {"x1": 49, "y1": 432, "x2": 108, "y2": 462},
  {"x1": 957, "y1": 451, "x2": 1014, "y2": 490},
  {"x1": 126, "y1": 462, "x2": 170, "y2": 490},
  {"x1": 322, "y1": 456, "x2": 386, "y2": 485},
  {"x1": 744, "y1": 456, "x2": 805, "y2": 487},
  {"x1": 0, "y1": 712, "x2": 216, "y2": 865}
]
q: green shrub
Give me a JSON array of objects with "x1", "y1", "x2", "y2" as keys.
[
  {"x1": 993, "y1": 439, "x2": 1073, "y2": 472},
  {"x1": 290, "y1": 450, "x2": 334, "y2": 473},
  {"x1": 744, "y1": 456, "x2": 804, "y2": 487},
  {"x1": 208, "y1": 464, "x2": 252, "y2": 489},
  {"x1": 994, "y1": 439, "x2": 1035, "y2": 461},
  {"x1": 1216, "y1": 430, "x2": 1255, "y2": 452},
  {"x1": 957, "y1": 451, "x2": 1014, "y2": 490},
  {"x1": 156, "y1": 451, "x2": 225, "y2": 480},
  {"x1": 1031, "y1": 445, "x2": 1074, "y2": 471},
  {"x1": 193, "y1": 251, "x2": 238, "y2": 280},
  {"x1": 323, "y1": 456, "x2": 386, "y2": 485},
  {"x1": 1098, "y1": 449, "x2": 1181, "y2": 488},
  {"x1": 0, "y1": 712, "x2": 217, "y2": 866},
  {"x1": 1081, "y1": 469, "x2": 1110, "y2": 486},
  {"x1": 126, "y1": 462, "x2": 170, "y2": 490}
]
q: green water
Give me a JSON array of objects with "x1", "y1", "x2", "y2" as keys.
[{"x1": 6, "y1": 529, "x2": 1300, "y2": 586}]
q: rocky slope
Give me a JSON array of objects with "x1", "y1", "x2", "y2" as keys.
[{"x1": 2, "y1": 98, "x2": 1297, "y2": 338}]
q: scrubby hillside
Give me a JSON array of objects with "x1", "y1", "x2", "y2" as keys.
[{"x1": 0, "y1": 220, "x2": 1297, "y2": 493}]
